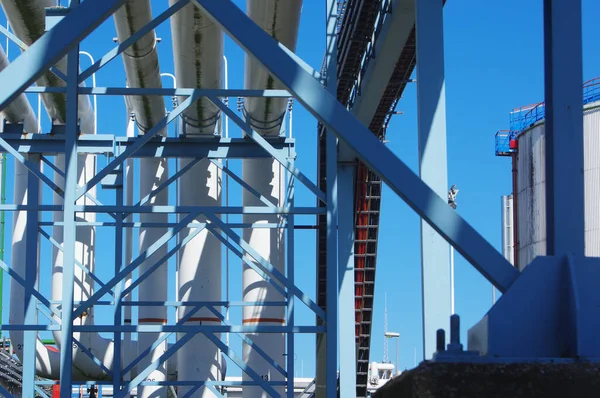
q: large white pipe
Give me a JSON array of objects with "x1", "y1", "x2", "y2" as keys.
[
  {"x1": 0, "y1": 0, "x2": 95, "y2": 135},
  {"x1": 243, "y1": 0, "x2": 302, "y2": 136},
  {"x1": 0, "y1": 46, "x2": 37, "y2": 133},
  {"x1": 0, "y1": 0, "x2": 131, "y2": 380},
  {"x1": 242, "y1": 2, "x2": 302, "y2": 396},
  {"x1": 170, "y1": 6, "x2": 224, "y2": 394},
  {"x1": 168, "y1": 1, "x2": 224, "y2": 395},
  {"x1": 169, "y1": 0, "x2": 222, "y2": 136},
  {"x1": 241, "y1": 159, "x2": 286, "y2": 398},
  {"x1": 114, "y1": 2, "x2": 169, "y2": 395},
  {"x1": 1, "y1": 40, "x2": 71, "y2": 380}
]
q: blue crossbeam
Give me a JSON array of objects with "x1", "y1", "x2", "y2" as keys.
[
  {"x1": 193, "y1": 0, "x2": 520, "y2": 292},
  {"x1": 0, "y1": 0, "x2": 129, "y2": 111}
]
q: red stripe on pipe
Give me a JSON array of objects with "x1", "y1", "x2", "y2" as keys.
[{"x1": 242, "y1": 318, "x2": 286, "y2": 324}]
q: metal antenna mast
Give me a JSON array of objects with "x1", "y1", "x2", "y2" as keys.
[{"x1": 383, "y1": 293, "x2": 389, "y2": 363}]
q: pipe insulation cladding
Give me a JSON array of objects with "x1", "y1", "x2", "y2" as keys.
[
  {"x1": 169, "y1": 0, "x2": 225, "y2": 395},
  {"x1": 114, "y1": 1, "x2": 169, "y2": 395},
  {"x1": 242, "y1": 1, "x2": 303, "y2": 397},
  {"x1": 0, "y1": 45, "x2": 37, "y2": 133}
]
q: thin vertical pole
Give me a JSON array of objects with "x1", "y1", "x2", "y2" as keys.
[
  {"x1": 338, "y1": 163, "x2": 356, "y2": 396},
  {"x1": 543, "y1": 0, "x2": 584, "y2": 257},
  {"x1": 22, "y1": 154, "x2": 40, "y2": 396},
  {"x1": 286, "y1": 169, "x2": 295, "y2": 397},
  {"x1": 416, "y1": 0, "x2": 451, "y2": 359},
  {"x1": 60, "y1": 14, "x2": 81, "y2": 396}
]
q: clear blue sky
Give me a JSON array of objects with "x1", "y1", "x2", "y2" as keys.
[{"x1": 1, "y1": 0, "x2": 600, "y2": 379}]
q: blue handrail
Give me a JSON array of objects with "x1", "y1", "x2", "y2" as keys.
[{"x1": 495, "y1": 77, "x2": 600, "y2": 156}]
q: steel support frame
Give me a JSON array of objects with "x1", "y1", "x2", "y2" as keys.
[
  {"x1": 0, "y1": 5, "x2": 325, "y2": 391},
  {"x1": 6, "y1": 0, "x2": 588, "y2": 395}
]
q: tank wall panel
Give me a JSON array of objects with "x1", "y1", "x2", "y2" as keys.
[{"x1": 516, "y1": 104, "x2": 600, "y2": 269}]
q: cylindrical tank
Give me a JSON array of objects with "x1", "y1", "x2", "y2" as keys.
[{"x1": 515, "y1": 103, "x2": 600, "y2": 269}]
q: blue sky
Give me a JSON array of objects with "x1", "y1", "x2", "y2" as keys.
[{"x1": 1, "y1": 0, "x2": 599, "y2": 380}]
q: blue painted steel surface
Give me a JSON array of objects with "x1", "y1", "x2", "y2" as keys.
[
  {"x1": 0, "y1": 134, "x2": 294, "y2": 159},
  {"x1": 467, "y1": 255, "x2": 600, "y2": 359},
  {"x1": 112, "y1": 171, "x2": 124, "y2": 394},
  {"x1": 287, "y1": 171, "x2": 296, "y2": 397},
  {"x1": 22, "y1": 155, "x2": 40, "y2": 396},
  {"x1": 543, "y1": 0, "x2": 584, "y2": 257},
  {"x1": 415, "y1": 0, "x2": 451, "y2": 360},
  {"x1": 192, "y1": 0, "x2": 518, "y2": 294},
  {"x1": 337, "y1": 163, "x2": 356, "y2": 396},
  {"x1": 60, "y1": 30, "x2": 81, "y2": 397},
  {"x1": 0, "y1": 0, "x2": 128, "y2": 112},
  {"x1": 0, "y1": 25, "x2": 68, "y2": 82},
  {"x1": 324, "y1": 0, "x2": 340, "y2": 396}
]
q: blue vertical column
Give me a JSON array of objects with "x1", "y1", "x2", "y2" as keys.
[
  {"x1": 316, "y1": 1, "x2": 339, "y2": 396},
  {"x1": 22, "y1": 154, "x2": 40, "y2": 396},
  {"x1": 60, "y1": 10, "x2": 81, "y2": 396},
  {"x1": 337, "y1": 157, "x2": 356, "y2": 397},
  {"x1": 543, "y1": 0, "x2": 584, "y2": 257},
  {"x1": 114, "y1": 170, "x2": 124, "y2": 395},
  {"x1": 325, "y1": 0, "x2": 339, "y2": 396},
  {"x1": 286, "y1": 169, "x2": 295, "y2": 397},
  {"x1": 415, "y1": 0, "x2": 451, "y2": 359}
]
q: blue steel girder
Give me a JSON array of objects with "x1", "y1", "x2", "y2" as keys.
[
  {"x1": 192, "y1": 0, "x2": 519, "y2": 292},
  {"x1": 0, "y1": 0, "x2": 129, "y2": 112}
]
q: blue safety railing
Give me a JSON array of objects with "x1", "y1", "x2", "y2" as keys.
[{"x1": 495, "y1": 77, "x2": 600, "y2": 156}]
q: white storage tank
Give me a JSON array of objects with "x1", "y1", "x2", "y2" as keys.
[{"x1": 515, "y1": 101, "x2": 600, "y2": 270}]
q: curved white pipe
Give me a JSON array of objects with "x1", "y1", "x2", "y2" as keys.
[
  {"x1": 0, "y1": 46, "x2": 37, "y2": 132},
  {"x1": 169, "y1": 1, "x2": 224, "y2": 394},
  {"x1": 0, "y1": 0, "x2": 95, "y2": 134},
  {"x1": 113, "y1": 0, "x2": 166, "y2": 134},
  {"x1": 242, "y1": 1, "x2": 303, "y2": 396},
  {"x1": 243, "y1": 0, "x2": 302, "y2": 136},
  {"x1": 169, "y1": 0, "x2": 223, "y2": 136}
]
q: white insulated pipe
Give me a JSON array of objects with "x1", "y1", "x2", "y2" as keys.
[
  {"x1": 241, "y1": 160, "x2": 286, "y2": 398},
  {"x1": 169, "y1": 0, "x2": 223, "y2": 136},
  {"x1": 0, "y1": 45, "x2": 37, "y2": 133},
  {"x1": 114, "y1": 2, "x2": 169, "y2": 395},
  {"x1": 0, "y1": 0, "x2": 127, "y2": 380},
  {"x1": 0, "y1": 0, "x2": 95, "y2": 135},
  {"x1": 243, "y1": 0, "x2": 302, "y2": 136},
  {"x1": 168, "y1": 1, "x2": 225, "y2": 395},
  {"x1": 242, "y1": 1, "x2": 302, "y2": 396}
]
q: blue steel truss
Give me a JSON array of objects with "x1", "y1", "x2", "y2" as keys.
[{"x1": 0, "y1": 0, "x2": 592, "y2": 396}]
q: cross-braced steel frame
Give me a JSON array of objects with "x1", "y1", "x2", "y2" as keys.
[{"x1": 0, "y1": 0, "x2": 592, "y2": 397}]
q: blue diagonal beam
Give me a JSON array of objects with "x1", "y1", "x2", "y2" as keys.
[
  {"x1": 193, "y1": 0, "x2": 520, "y2": 292},
  {"x1": 0, "y1": 25, "x2": 68, "y2": 82},
  {"x1": 0, "y1": 0, "x2": 128, "y2": 111}
]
